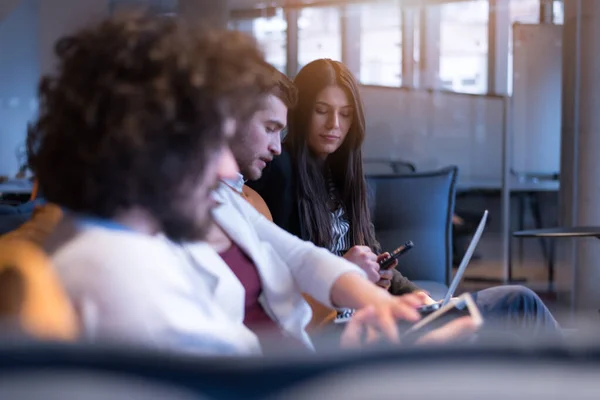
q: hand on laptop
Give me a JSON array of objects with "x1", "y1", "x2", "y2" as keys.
[
  {"x1": 414, "y1": 291, "x2": 439, "y2": 305},
  {"x1": 339, "y1": 293, "x2": 424, "y2": 349},
  {"x1": 340, "y1": 297, "x2": 479, "y2": 349},
  {"x1": 414, "y1": 315, "x2": 478, "y2": 345}
]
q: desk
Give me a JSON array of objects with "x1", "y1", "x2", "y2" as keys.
[
  {"x1": 457, "y1": 178, "x2": 559, "y2": 192},
  {"x1": 513, "y1": 227, "x2": 600, "y2": 292},
  {"x1": 457, "y1": 177, "x2": 559, "y2": 287},
  {"x1": 0, "y1": 180, "x2": 34, "y2": 205},
  {"x1": 0, "y1": 179, "x2": 34, "y2": 195},
  {"x1": 514, "y1": 227, "x2": 600, "y2": 239}
]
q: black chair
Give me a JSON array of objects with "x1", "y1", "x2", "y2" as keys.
[
  {"x1": 0, "y1": 338, "x2": 590, "y2": 400},
  {"x1": 389, "y1": 160, "x2": 417, "y2": 174},
  {"x1": 367, "y1": 166, "x2": 458, "y2": 300},
  {"x1": 0, "y1": 213, "x2": 31, "y2": 236},
  {"x1": 363, "y1": 159, "x2": 416, "y2": 175},
  {"x1": 0, "y1": 370, "x2": 204, "y2": 400}
]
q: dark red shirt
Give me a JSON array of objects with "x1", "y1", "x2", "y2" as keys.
[
  {"x1": 219, "y1": 243, "x2": 307, "y2": 353},
  {"x1": 219, "y1": 243, "x2": 275, "y2": 329}
]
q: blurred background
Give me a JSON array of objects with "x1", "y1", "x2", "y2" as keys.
[{"x1": 3, "y1": 0, "x2": 598, "y2": 329}]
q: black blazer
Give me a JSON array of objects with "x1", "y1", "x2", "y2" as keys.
[
  {"x1": 247, "y1": 150, "x2": 305, "y2": 240},
  {"x1": 247, "y1": 149, "x2": 421, "y2": 296}
]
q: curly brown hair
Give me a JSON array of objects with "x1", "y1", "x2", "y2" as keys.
[{"x1": 27, "y1": 13, "x2": 277, "y2": 224}]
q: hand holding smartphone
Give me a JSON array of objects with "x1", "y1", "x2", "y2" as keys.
[{"x1": 379, "y1": 240, "x2": 414, "y2": 270}]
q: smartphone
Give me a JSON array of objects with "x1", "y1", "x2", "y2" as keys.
[
  {"x1": 398, "y1": 293, "x2": 483, "y2": 345},
  {"x1": 416, "y1": 302, "x2": 442, "y2": 315},
  {"x1": 379, "y1": 240, "x2": 414, "y2": 269}
]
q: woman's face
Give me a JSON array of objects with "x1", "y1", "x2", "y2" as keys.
[{"x1": 307, "y1": 85, "x2": 354, "y2": 159}]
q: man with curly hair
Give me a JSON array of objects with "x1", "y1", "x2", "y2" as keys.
[{"x1": 29, "y1": 14, "x2": 283, "y2": 353}]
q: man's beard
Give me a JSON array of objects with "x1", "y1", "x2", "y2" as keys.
[
  {"x1": 237, "y1": 158, "x2": 255, "y2": 181},
  {"x1": 160, "y1": 207, "x2": 211, "y2": 243},
  {"x1": 240, "y1": 159, "x2": 263, "y2": 182}
]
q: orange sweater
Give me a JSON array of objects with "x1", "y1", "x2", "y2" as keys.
[{"x1": 0, "y1": 239, "x2": 78, "y2": 340}]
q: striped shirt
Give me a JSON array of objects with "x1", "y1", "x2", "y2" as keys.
[
  {"x1": 326, "y1": 172, "x2": 355, "y2": 323},
  {"x1": 326, "y1": 173, "x2": 351, "y2": 257}
]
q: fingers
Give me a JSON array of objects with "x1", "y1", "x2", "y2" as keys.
[
  {"x1": 376, "y1": 279, "x2": 391, "y2": 290},
  {"x1": 364, "y1": 266, "x2": 380, "y2": 283},
  {"x1": 379, "y1": 269, "x2": 393, "y2": 281},
  {"x1": 452, "y1": 215, "x2": 465, "y2": 225},
  {"x1": 346, "y1": 245, "x2": 371, "y2": 256},
  {"x1": 348, "y1": 246, "x2": 377, "y2": 263},
  {"x1": 413, "y1": 291, "x2": 430, "y2": 301},
  {"x1": 372, "y1": 307, "x2": 400, "y2": 343},
  {"x1": 376, "y1": 252, "x2": 390, "y2": 263},
  {"x1": 363, "y1": 257, "x2": 380, "y2": 282},
  {"x1": 373, "y1": 295, "x2": 424, "y2": 344},
  {"x1": 413, "y1": 291, "x2": 438, "y2": 305},
  {"x1": 344, "y1": 247, "x2": 380, "y2": 282},
  {"x1": 340, "y1": 305, "x2": 377, "y2": 349},
  {"x1": 341, "y1": 295, "x2": 429, "y2": 349},
  {"x1": 361, "y1": 249, "x2": 378, "y2": 267},
  {"x1": 376, "y1": 252, "x2": 398, "y2": 270},
  {"x1": 392, "y1": 293, "x2": 426, "y2": 313},
  {"x1": 376, "y1": 269, "x2": 393, "y2": 289},
  {"x1": 362, "y1": 249, "x2": 380, "y2": 282},
  {"x1": 387, "y1": 259, "x2": 399, "y2": 269},
  {"x1": 415, "y1": 316, "x2": 479, "y2": 345}
]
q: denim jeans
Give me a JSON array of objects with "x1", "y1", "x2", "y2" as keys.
[{"x1": 471, "y1": 285, "x2": 563, "y2": 342}]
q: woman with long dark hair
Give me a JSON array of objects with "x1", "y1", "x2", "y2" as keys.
[
  {"x1": 249, "y1": 59, "x2": 419, "y2": 312},
  {"x1": 285, "y1": 59, "x2": 375, "y2": 254},
  {"x1": 249, "y1": 59, "x2": 563, "y2": 338}
]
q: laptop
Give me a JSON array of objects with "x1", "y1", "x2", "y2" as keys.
[
  {"x1": 419, "y1": 209, "x2": 489, "y2": 313},
  {"x1": 334, "y1": 210, "x2": 489, "y2": 323}
]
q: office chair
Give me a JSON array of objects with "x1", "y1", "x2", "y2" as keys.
[{"x1": 367, "y1": 166, "x2": 458, "y2": 299}]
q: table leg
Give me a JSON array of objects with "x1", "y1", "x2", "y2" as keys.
[
  {"x1": 464, "y1": 193, "x2": 528, "y2": 286},
  {"x1": 530, "y1": 192, "x2": 550, "y2": 265},
  {"x1": 518, "y1": 193, "x2": 525, "y2": 267},
  {"x1": 548, "y1": 238, "x2": 555, "y2": 292}
]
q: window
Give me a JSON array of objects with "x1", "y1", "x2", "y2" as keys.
[
  {"x1": 298, "y1": 7, "x2": 342, "y2": 71},
  {"x1": 359, "y1": 1, "x2": 402, "y2": 86},
  {"x1": 438, "y1": 0, "x2": 489, "y2": 94},
  {"x1": 553, "y1": 0, "x2": 564, "y2": 24},
  {"x1": 412, "y1": 8, "x2": 421, "y2": 87},
  {"x1": 253, "y1": 8, "x2": 287, "y2": 73},
  {"x1": 507, "y1": 0, "x2": 540, "y2": 94}
]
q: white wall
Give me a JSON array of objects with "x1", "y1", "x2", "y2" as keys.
[
  {"x1": 0, "y1": 0, "x2": 39, "y2": 176},
  {"x1": 0, "y1": 0, "x2": 109, "y2": 177},
  {"x1": 511, "y1": 23, "x2": 562, "y2": 175},
  {"x1": 0, "y1": 0, "x2": 22, "y2": 23},
  {"x1": 360, "y1": 85, "x2": 505, "y2": 183},
  {"x1": 39, "y1": 0, "x2": 109, "y2": 76}
]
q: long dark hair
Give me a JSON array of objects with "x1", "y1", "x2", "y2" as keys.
[{"x1": 284, "y1": 59, "x2": 379, "y2": 252}]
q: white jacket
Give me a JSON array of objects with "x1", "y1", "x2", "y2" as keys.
[{"x1": 51, "y1": 183, "x2": 364, "y2": 356}]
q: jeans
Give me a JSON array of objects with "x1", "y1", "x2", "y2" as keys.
[
  {"x1": 471, "y1": 285, "x2": 563, "y2": 343},
  {"x1": 313, "y1": 285, "x2": 563, "y2": 351}
]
